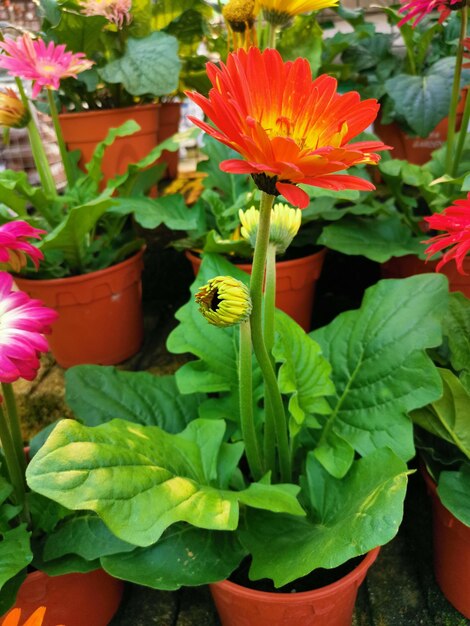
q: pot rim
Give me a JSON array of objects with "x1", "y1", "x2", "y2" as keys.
[
  {"x1": 185, "y1": 248, "x2": 326, "y2": 270},
  {"x1": 14, "y1": 247, "x2": 145, "y2": 288},
  {"x1": 210, "y1": 546, "x2": 380, "y2": 602},
  {"x1": 58, "y1": 103, "x2": 159, "y2": 119}
]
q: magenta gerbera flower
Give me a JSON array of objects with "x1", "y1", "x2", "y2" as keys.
[
  {"x1": 0, "y1": 273, "x2": 57, "y2": 384},
  {"x1": 0, "y1": 221, "x2": 45, "y2": 272},
  {"x1": 79, "y1": 0, "x2": 132, "y2": 28},
  {"x1": 0, "y1": 34, "x2": 94, "y2": 98},
  {"x1": 424, "y1": 193, "x2": 470, "y2": 274},
  {"x1": 398, "y1": 0, "x2": 462, "y2": 26}
]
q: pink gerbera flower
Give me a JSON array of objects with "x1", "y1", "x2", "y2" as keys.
[
  {"x1": 424, "y1": 193, "x2": 470, "y2": 274},
  {"x1": 186, "y1": 47, "x2": 388, "y2": 209},
  {"x1": 0, "y1": 221, "x2": 45, "y2": 272},
  {"x1": 79, "y1": 0, "x2": 132, "y2": 28},
  {"x1": 0, "y1": 272, "x2": 57, "y2": 384},
  {"x1": 0, "y1": 34, "x2": 94, "y2": 98},
  {"x1": 398, "y1": 0, "x2": 462, "y2": 27}
]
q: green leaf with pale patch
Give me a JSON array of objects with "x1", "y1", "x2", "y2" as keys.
[
  {"x1": 26, "y1": 418, "x2": 303, "y2": 548},
  {"x1": 240, "y1": 448, "x2": 408, "y2": 587}
]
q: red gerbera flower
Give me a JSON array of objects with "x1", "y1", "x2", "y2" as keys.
[
  {"x1": 186, "y1": 47, "x2": 388, "y2": 208},
  {"x1": 398, "y1": 0, "x2": 462, "y2": 27},
  {"x1": 424, "y1": 193, "x2": 470, "y2": 274}
]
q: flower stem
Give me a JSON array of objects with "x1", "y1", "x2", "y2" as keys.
[
  {"x1": 1, "y1": 384, "x2": 26, "y2": 478},
  {"x1": 16, "y1": 80, "x2": 57, "y2": 201},
  {"x1": 0, "y1": 403, "x2": 26, "y2": 509},
  {"x1": 445, "y1": 5, "x2": 468, "y2": 175},
  {"x1": 451, "y1": 87, "x2": 470, "y2": 177},
  {"x1": 47, "y1": 88, "x2": 75, "y2": 188},
  {"x1": 250, "y1": 191, "x2": 291, "y2": 482},
  {"x1": 267, "y1": 22, "x2": 277, "y2": 49},
  {"x1": 239, "y1": 320, "x2": 263, "y2": 480}
]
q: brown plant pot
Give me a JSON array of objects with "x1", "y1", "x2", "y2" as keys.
[
  {"x1": 373, "y1": 90, "x2": 466, "y2": 166},
  {"x1": 3, "y1": 569, "x2": 123, "y2": 626},
  {"x1": 186, "y1": 249, "x2": 326, "y2": 332},
  {"x1": 58, "y1": 104, "x2": 159, "y2": 186},
  {"x1": 15, "y1": 250, "x2": 144, "y2": 368},
  {"x1": 422, "y1": 468, "x2": 470, "y2": 619},
  {"x1": 158, "y1": 102, "x2": 181, "y2": 179},
  {"x1": 210, "y1": 548, "x2": 380, "y2": 626},
  {"x1": 380, "y1": 255, "x2": 470, "y2": 298}
]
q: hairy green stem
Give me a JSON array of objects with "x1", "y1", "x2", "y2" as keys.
[
  {"x1": 445, "y1": 5, "x2": 468, "y2": 174},
  {"x1": 0, "y1": 403, "x2": 26, "y2": 511},
  {"x1": 239, "y1": 321, "x2": 263, "y2": 480},
  {"x1": 47, "y1": 89, "x2": 75, "y2": 188},
  {"x1": 1, "y1": 384, "x2": 26, "y2": 478},
  {"x1": 16, "y1": 80, "x2": 57, "y2": 201},
  {"x1": 262, "y1": 244, "x2": 277, "y2": 473},
  {"x1": 266, "y1": 21, "x2": 277, "y2": 49},
  {"x1": 452, "y1": 86, "x2": 470, "y2": 177},
  {"x1": 250, "y1": 191, "x2": 291, "y2": 482}
]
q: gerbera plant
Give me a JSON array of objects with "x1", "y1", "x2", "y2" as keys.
[
  {"x1": 25, "y1": 48, "x2": 447, "y2": 605},
  {"x1": 0, "y1": 31, "x2": 194, "y2": 278}
]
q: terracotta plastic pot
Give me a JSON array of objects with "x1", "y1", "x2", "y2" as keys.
[
  {"x1": 59, "y1": 104, "x2": 159, "y2": 185},
  {"x1": 210, "y1": 548, "x2": 380, "y2": 626},
  {"x1": 422, "y1": 468, "x2": 470, "y2": 618},
  {"x1": 373, "y1": 90, "x2": 466, "y2": 166},
  {"x1": 381, "y1": 255, "x2": 470, "y2": 298},
  {"x1": 186, "y1": 249, "x2": 326, "y2": 332},
  {"x1": 5, "y1": 569, "x2": 123, "y2": 626},
  {"x1": 15, "y1": 250, "x2": 144, "y2": 368},
  {"x1": 158, "y1": 102, "x2": 181, "y2": 179}
]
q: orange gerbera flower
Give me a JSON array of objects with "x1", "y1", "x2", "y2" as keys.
[
  {"x1": 1, "y1": 606, "x2": 64, "y2": 626},
  {"x1": 187, "y1": 47, "x2": 388, "y2": 208}
]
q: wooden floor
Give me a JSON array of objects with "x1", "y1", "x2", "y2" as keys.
[{"x1": 16, "y1": 247, "x2": 470, "y2": 626}]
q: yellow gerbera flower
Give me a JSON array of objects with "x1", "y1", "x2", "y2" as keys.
[
  {"x1": 223, "y1": 0, "x2": 258, "y2": 50},
  {"x1": 195, "y1": 276, "x2": 252, "y2": 327},
  {"x1": 257, "y1": 0, "x2": 339, "y2": 25},
  {"x1": 239, "y1": 203, "x2": 301, "y2": 253},
  {"x1": 0, "y1": 88, "x2": 29, "y2": 129}
]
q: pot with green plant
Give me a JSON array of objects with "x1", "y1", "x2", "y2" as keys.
[
  {"x1": 0, "y1": 228, "x2": 124, "y2": 625},
  {"x1": 35, "y1": 0, "x2": 185, "y2": 182},
  {"x1": 321, "y1": 3, "x2": 469, "y2": 165},
  {"x1": 0, "y1": 33, "x2": 197, "y2": 367},
  {"x1": 410, "y1": 290, "x2": 470, "y2": 618},
  {"x1": 23, "y1": 47, "x2": 450, "y2": 626}
]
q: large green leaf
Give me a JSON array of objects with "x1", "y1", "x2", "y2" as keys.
[
  {"x1": 85, "y1": 120, "x2": 141, "y2": 185},
  {"x1": 66, "y1": 366, "x2": 202, "y2": 432},
  {"x1": 442, "y1": 292, "x2": 470, "y2": 387},
  {"x1": 39, "y1": 194, "x2": 115, "y2": 270},
  {"x1": 0, "y1": 477, "x2": 32, "y2": 594},
  {"x1": 277, "y1": 15, "x2": 322, "y2": 76},
  {"x1": 103, "y1": 525, "x2": 246, "y2": 590},
  {"x1": 385, "y1": 58, "x2": 469, "y2": 137},
  {"x1": 318, "y1": 215, "x2": 424, "y2": 262},
  {"x1": 312, "y1": 274, "x2": 448, "y2": 476},
  {"x1": 438, "y1": 465, "x2": 470, "y2": 526},
  {"x1": 26, "y1": 418, "x2": 304, "y2": 547},
  {"x1": 43, "y1": 515, "x2": 135, "y2": 562},
  {"x1": 109, "y1": 194, "x2": 199, "y2": 230},
  {"x1": 412, "y1": 368, "x2": 470, "y2": 461},
  {"x1": 273, "y1": 312, "x2": 335, "y2": 434},
  {"x1": 100, "y1": 32, "x2": 181, "y2": 96},
  {"x1": 240, "y1": 448, "x2": 408, "y2": 587}
]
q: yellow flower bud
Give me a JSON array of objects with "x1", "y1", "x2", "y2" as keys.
[
  {"x1": 0, "y1": 89, "x2": 29, "y2": 129},
  {"x1": 239, "y1": 203, "x2": 301, "y2": 253},
  {"x1": 195, "y1": 276, "x2": 252, "y2": 327}
]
